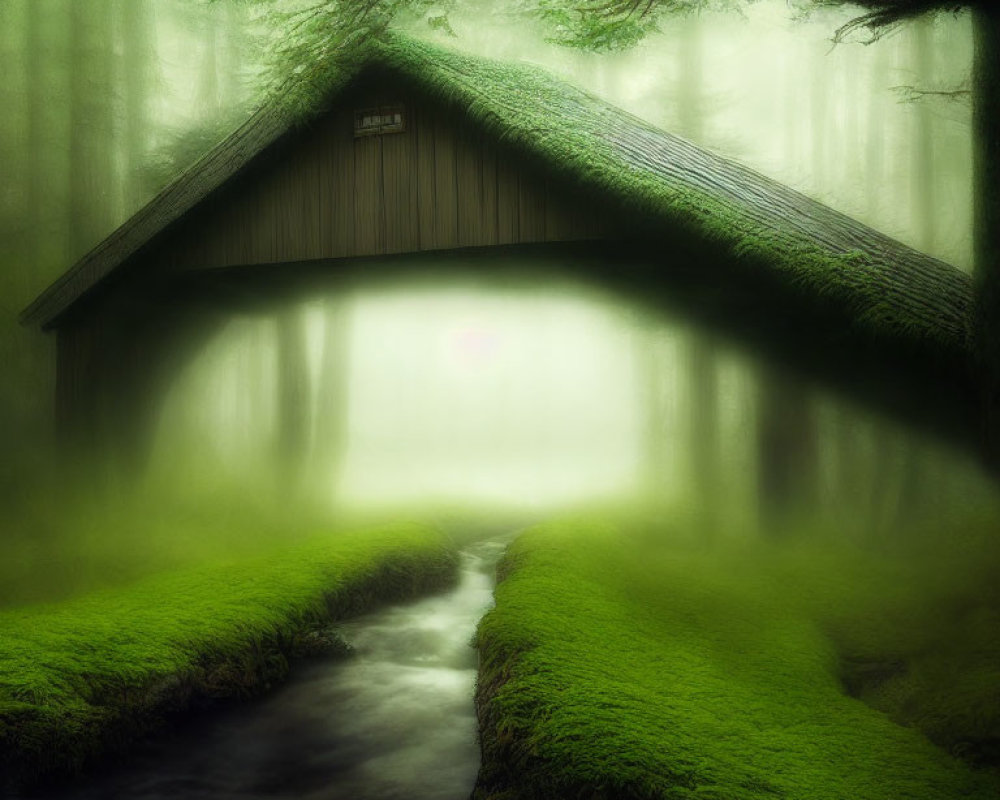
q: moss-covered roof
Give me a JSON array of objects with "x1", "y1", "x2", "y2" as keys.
[
  {"x1": 373, "y1": 35, "x2": 972, "y2": 365},
  {"x1": 22, "y1": 32, "x2": 973, "y2": 382}
]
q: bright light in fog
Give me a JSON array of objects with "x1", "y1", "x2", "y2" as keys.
[
  {"x1": 340, "y1": 285, "x2": 642, "y2": 507},
  {"x1": 147, "y1": 268, "x2": 998, "y2": 528},
  {"x1": 150, "y1": 278, "x2": 650, "y2": 510}
]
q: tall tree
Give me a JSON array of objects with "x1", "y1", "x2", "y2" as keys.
[
  {"x1": 25, "y1": 0, "x2": 46, "y2": 273},
  {"x1": 865, "y1": 39, "x2": 890, "y2": 219},
  {"x1": 223, "y1": 1, "x2": 249, "y2": 108},
  {"x1": 0, "y1": 1, "x2": 28, "y2": 274},
  {"x1": 69, "y1": 0, "x2": 116, "y2": 259},
  {"x1": 675, "y1": 15, "x2": 722, "y2": 525},
  {"x1": 635, "y1": 322, "x2": 674, "y2": 505},
  {"x1": 796, "y1": 1, "x2": 997, "y2": 461},
  {"x1": 911, "y1": 17, "x2": 937, "y2": 253},
  {"x1": 311, "y1": 297, "x2": 353, "y2": 500},
  {"x1": 810, "y1": 29, "x2": 832, "y2": 193},
  {"x1": 781, "y1": 28, "x2": 802, "y2": 169},
  {"x1": 687, "y1": 331, "x2": 719, "y2": 525},
  {"x1": 116, "y1": 0, "x2": 156, "y2": 214},
  {"x1": 199, "y1": 4, "x2": 222, "y2": 114},
  {"x1": 756, "y1": 363, "x2": 818, "y2": 532},
  {"x1": 675, "y1": 13, "x2": 704, "y2": 141},
  {"x1": 0, "y1": 3, "x2": 34, "y2": 456},
  {"x1": 274, "y1": 305, "x2": 312, "y2": 493}
]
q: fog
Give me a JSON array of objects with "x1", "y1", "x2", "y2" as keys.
[
  {"x1": 0, "y1": 0, "x2": 991, "y2": 588},
  {"x1": 409, "y1": 0, "x2": 974, "y2": 270},
  {"x1": 144, "y1": 266, "x2": 994, "y2": 532},
  {"x1": 151, "y1": 279, "x2": 641, "y2": 509},
  {"x1": 1, "y1": 4, "x2": 999, "y2": 795}
]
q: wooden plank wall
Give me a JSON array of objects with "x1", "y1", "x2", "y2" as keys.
[{"x1": 148, "y1": 85, "x2": 609, "y2": 273}]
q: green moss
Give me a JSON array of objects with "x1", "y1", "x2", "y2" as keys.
[
  {"x1": 474, "y1": 517, "x2": 1000, "y2": 799},
  {"x1": 0, "y1": 520, "x2": 457, "y2": 790},
  {"x1": 357, "y1": 33, "x2": 972, "y2": 371}
]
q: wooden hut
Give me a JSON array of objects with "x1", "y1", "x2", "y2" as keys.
[{"x1": 20, "y1": 33, "x2": 978, "y2": 463}]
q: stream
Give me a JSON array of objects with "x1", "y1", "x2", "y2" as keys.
[{"x1": 39, "y1": 537, "x2": 510, "y2": 800}]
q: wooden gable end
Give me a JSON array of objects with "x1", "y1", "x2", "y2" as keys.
[{"x1": 144, "y1": 78, "x2": 611, "y2": 275}]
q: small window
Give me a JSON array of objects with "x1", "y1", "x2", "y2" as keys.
[{"x1": 354, "y1": 105, "x2": 406, "y2": 137}]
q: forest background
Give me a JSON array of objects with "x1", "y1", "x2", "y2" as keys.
[{"x1": 0, "y1": 0, "x2": 979, "y2": 494}]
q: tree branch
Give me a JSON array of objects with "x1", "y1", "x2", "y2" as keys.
[{"x1": 891, "y1": 82, "x2": 973, "y2": 102}]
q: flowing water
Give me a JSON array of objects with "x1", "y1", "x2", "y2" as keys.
[{"x1": 40, "y1": 537, "x2": 511, "y2": 800}]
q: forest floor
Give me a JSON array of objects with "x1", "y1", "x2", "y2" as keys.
[
  {"x1": 0, "y1": 511, "x2": 461, "y2": 794},
  {"x1": 474, "y1": 513, "x2": 1000, "y2": 800},
  {"x1": 5, "y1": 487, "x2": 999, "y2": 799}
]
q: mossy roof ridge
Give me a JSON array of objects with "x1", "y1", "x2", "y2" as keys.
[{"x1": 372, "y1": 33, "x2": 973, "y2": 360}]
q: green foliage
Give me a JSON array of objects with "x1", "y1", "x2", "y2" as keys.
[
  {"x1": 520, "y1": 0, "x2": 759, "y2": 51},
  {"x1": 239, "y1": 0, "x2": 746, "y2": 107},
  {"x1": 801, "y1": 2, "x2": 973, "y2": 44},
  {"x1": 523, "y1": 0, "x2": 663, "y2": 51},
  {"x1": 474, "y1": 515, "x2": 1000, "y2": 799},
  {"x1": 238, "y1": 0, "x2": 453, "y2": 115},
  {"x1": 0, "y1": 517, "x2": 457, "y2": 788}
]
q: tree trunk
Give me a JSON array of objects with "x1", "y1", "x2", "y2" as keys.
[
  {"x1": 688, "y1": 332, "x2": 717, "y2": 529},
  {"x1": 0, "y1": 1, "x2": 26, "y2": 265},
  {"x1": 864, "y1": 421, "x2": 897, "y2": 534},
  {"x1": 677, "y1": 15, "x2": 703, "y2": 143},
  {"x1": 912, "y1": 18, "x2": 936, "y2": 254},
  {"x1": 973, "y1": 9, "x2": 1000, "y2": 466},
  {"x1": 865, "y1": 42, "x2": 888, "y2": 220},
  {"x1": 0, "y1": 0, "x2": 29, "y2": 459},
  {"x1": 676, "y1": 17, "x2": 719, "y2": 529},
  {"x1": 223, "y1": 1, "x2": 246, "y2": 108},
  {"x1": 25, "y1": 0, "x2": 45, "y2": 272},
  {"x1": 118, "y1": 0, "x2": 153, "y2": 212},
  {"x1": 811, "y1": 42, "x2": 830, "y2": 194},
  {"x1": 782, "y1": 33, "x2": 799, "y2": 170},
  {"x1": 69, "y1": 0, "x2": 115, "y2": 259},
  {"x1": 23, "y1": 0, "x2": 72, "y2": 278},
  {"x1": 199, "y1": 7, "x2": 220, "y2": 115},
  {"x1": 312, "y1": 298, "x2": 352, "y2": 500},
  {"x1": 275, "y1": 306, "x2": 312, "y2": 493},
  {"x1": 756, "y1": 364, "x2": 817, "y2": 533},
  {"x1": 636, "y1": 326, "x2": 672, "y2": 505},
  {"x1": 831, "y1": 404, "x2": 860, "y2": 528}
]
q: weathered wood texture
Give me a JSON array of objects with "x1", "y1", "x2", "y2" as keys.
[
  {"x1": 142, "y1": 86, "x2": 606, "y2": 276},
  {"x1": 602, "y1": 120, "x2": 971, "y2": 349}
]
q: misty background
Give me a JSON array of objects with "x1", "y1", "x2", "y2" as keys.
[{"x1": 0, "y1": 0, "x2": 992, "y2": 603}]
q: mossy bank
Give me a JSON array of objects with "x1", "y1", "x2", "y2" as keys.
[
  {"x1": 473, "y1": 517, "x2": 1000, "y2": 800},
  {"x1": 0, "y1": 520, "x2": 457, "y2": 794}
]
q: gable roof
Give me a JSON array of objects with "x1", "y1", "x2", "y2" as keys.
[{"x1": 21, "y1": 33, "x2": 973, "y2": 375}]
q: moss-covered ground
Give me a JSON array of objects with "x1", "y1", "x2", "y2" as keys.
[
  {"x1": 0, "y1": 514, "x2": 458, "y2": 792},
  {"x1": 474, "y1": 515, "x2": 1000, "y2": 800}
]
